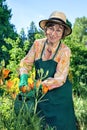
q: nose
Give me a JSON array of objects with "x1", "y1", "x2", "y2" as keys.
[{"x1": 51, "y1": 30, "x2": 58, "y2": 35}]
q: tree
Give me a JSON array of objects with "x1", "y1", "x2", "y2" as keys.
[
  {"x1": 35, "y1": 29, "x2": 45, "y2": 39},
  {"x1": 27, "y1": 21, "x2": 38, "y2": 46},
  {"x1": 19, "y1": 28, "x2": 27, "y2": 42},
  {"x1": 0, "y1": 0, "x2": 18, "y2": 64},
  {"x1": 2, "y1": 37, "x2": 30, "y2": 77},
  {"x1": 71, "y1": 16, "x2": 87, "y2": 44},
  {"x1": 64, "y1": 33, "x2": 87, "y2": 97}
]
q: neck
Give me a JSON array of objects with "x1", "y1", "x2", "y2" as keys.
[{"x1": 47, "y1": 40, "x2": 60, "y2": 48}]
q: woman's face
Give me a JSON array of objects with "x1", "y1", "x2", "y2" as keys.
[{"x1": 45, "y1": 24, "x2": 64, "y2": 44}]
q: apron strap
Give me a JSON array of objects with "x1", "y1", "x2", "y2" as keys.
[
  {"x1": 40, "y1": 40, "x2": 47, "y2": 58},
  {"x1": 52, "y1": 41, "x2": 61, "y2": 60},
  {"x1": 40, "y1": 40, "x2": 61, "y2": 60}
]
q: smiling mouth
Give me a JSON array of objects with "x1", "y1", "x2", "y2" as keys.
[{"x1": 50, "y1": 36, "x2": 57, "y2": 40}]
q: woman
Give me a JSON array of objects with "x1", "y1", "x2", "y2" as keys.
[{"x1": 18, "y1": 11, "x2": 77, "y2": 129}]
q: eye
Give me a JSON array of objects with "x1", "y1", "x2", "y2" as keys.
[
  {"x1": 56, "y1": 29, "x2": 61, "y2": 32},
  {"x1": 48, "y1": 27, "x2": 53, "y2": 31},
  {"x1": 56, "y1": 29, "x2": 63, "y2": 34}
]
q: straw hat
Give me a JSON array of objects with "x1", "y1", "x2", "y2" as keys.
[{"x1": 39, "y1": 11, "x2": 72, "y2": 37}]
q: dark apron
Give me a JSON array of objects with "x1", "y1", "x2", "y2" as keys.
[{"x1": 34, "y1": 42, "x2": 77, "y2": 130}]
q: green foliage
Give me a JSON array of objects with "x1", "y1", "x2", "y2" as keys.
[
  {"x1": 0, "y1": 0, "x2": 17, "y2": 38},
  {"x1": 19, "y1": 28, "x2": 27, "y2": 42},
  {"x1": 72, "y1": 16, "x2": 87, "y2": 43},
  {"x1": 0, "y1": 95, "x2": 41, "y2": 130},
  {"x1": 27, "y1": 21, "x2": 38, "y2": 45},
  {"x1": 74, "y1": 96, "x2": 87, "y2": 129},
  {"x1": 35, "y1": 32, "x2": 44, "y2": 39},
  {"x1": 0, "y1": 95, "x2": 14, "y2": 130},
  {"x1": 0, "y1": 93, "x2": 87, "y2": 130},
  {"x1": 64, "y1": 36, "x2": 87, "y2": 97},
  {"x1": 27, "y1": 21, "x2": 45, "y2": 47},
  {"x1": 2, "y1": 37, "x2": 30, "y2": 78},
  {"x1": 0, "y1": 0, "x2": 18, "y2": 63},
  {"x1": 0, "y1": 88, "x2": 55, "y2": 130}
]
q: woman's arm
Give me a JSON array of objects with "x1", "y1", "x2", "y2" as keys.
[{"x1": 19, "y1": 43, "x2": 35, "y2": 75}]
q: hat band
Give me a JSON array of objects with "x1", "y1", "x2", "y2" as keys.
[{"x1": 48, "y1": 18, "x2": 66, "y2": 24}]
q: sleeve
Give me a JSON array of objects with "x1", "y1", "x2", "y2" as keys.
[
  {"x1": 42, "y1": 47, "x2": 71, "y2": 90},
  {"x1": 19, "y1": 42, "x2": 35, "y2": 75}
]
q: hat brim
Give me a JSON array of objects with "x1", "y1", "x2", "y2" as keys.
[{"x1": 39, "y1": 19, "x2": 72, "y2": 37}]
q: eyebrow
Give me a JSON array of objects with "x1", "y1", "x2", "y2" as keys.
[
  {"x1": 50, "y1": 25, "x2": 64, "y2": 30},
  {"x1": 56, "y1": 25, "x2": 64, "y2": 29}
]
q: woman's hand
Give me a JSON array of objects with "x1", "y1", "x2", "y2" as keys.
[{"x1": 19, "y1": 74, "x2": 28, "y2": 88}]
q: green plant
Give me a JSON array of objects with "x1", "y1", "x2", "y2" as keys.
[{"x1": 74, "y1": 95, "x2": 87, "y2": 130}]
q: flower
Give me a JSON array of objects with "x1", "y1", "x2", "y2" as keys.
[
  {"x1": 42, "y1": 85, "x2": 49, "y2": 94},
  {"x1": 28, "y1": 82, "x2": 34, "y2": 89},
  {"x1": 7, "y1": 80, "x2": 13, "y2": 89},
  {"x1": 6, "y1": 78, "x2": 20, "y2": 96},
  {"x1": 3, "y1": 68, "x2": 10, "y2": 78},
  {"x1": 11, "y1": 92, "x2": 17, "y2": 99},
  {"x1": 36, "y1": 79, "x2": 41, "y2": 88},
  {"x1": 28, "y1": 78, "x2": 34, "y2": 89},
  {"x1": 20, "y1": 86, "x2": 27, "y2": 93}
]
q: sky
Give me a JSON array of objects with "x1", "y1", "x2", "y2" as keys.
[{"x1": 6, "y1": 0, "x2": 87, "y2": 34}]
